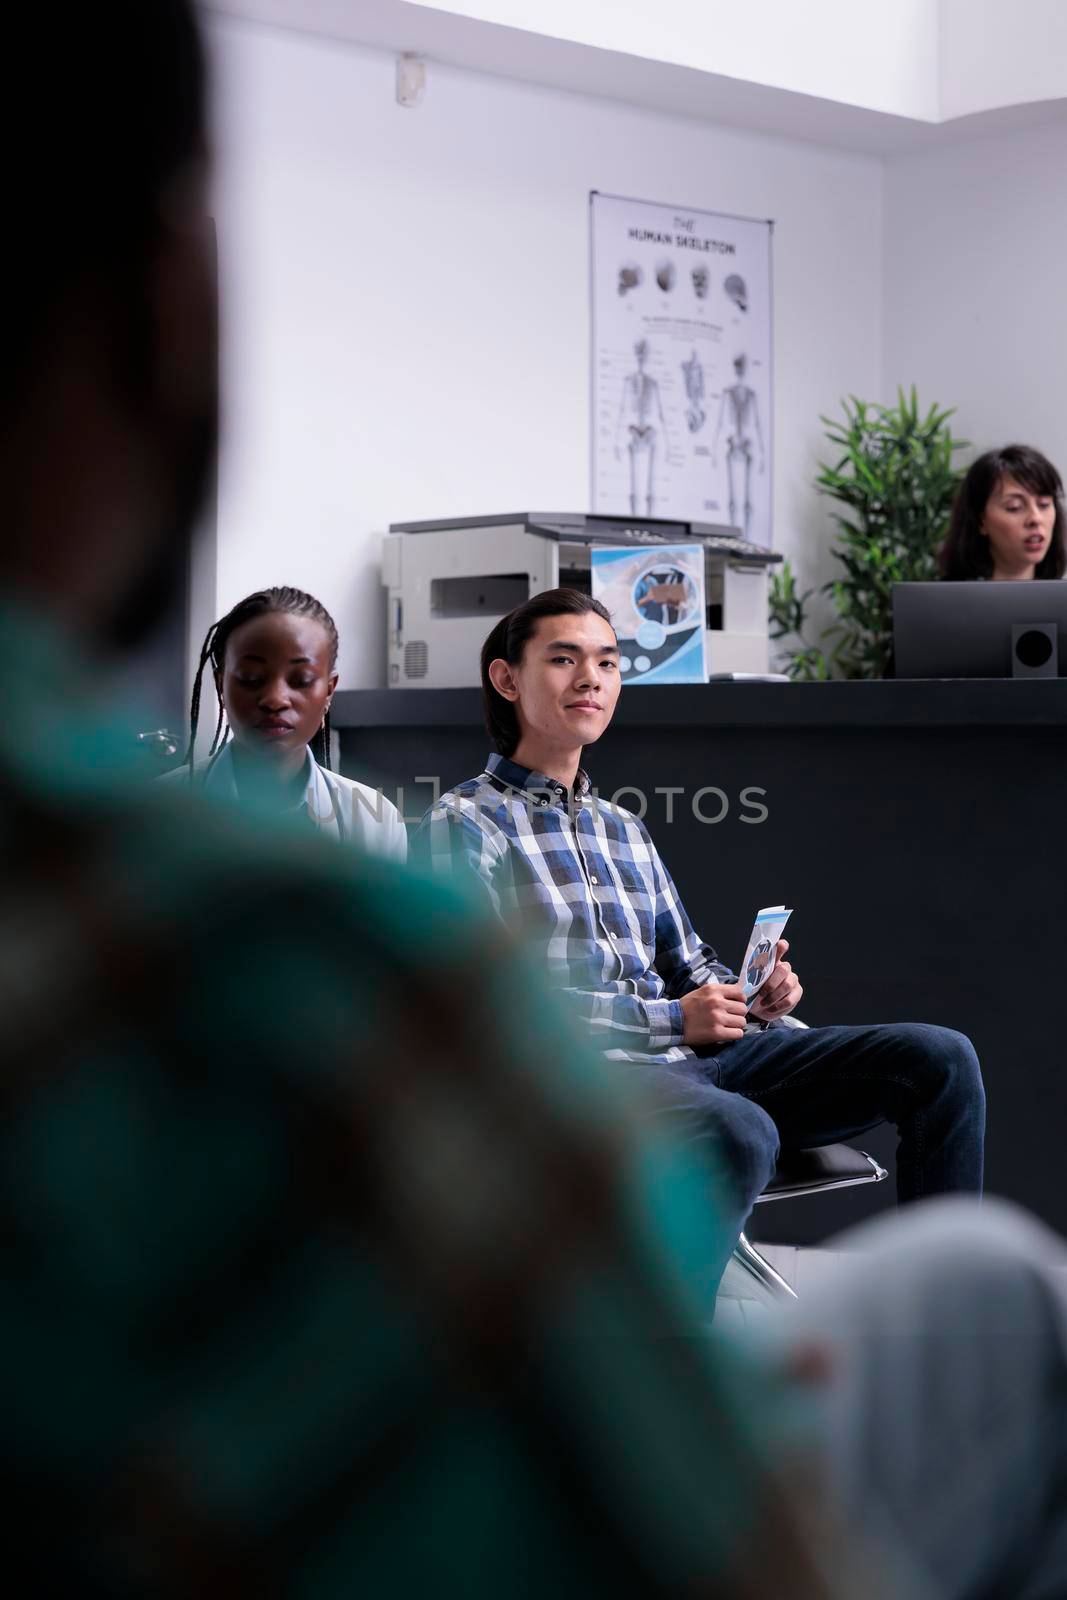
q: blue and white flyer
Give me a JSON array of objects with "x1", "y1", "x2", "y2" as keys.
[
  {"x1": 740, "y1": 906, "x2": 793, "y2": 1001},
  {"x1": 590, "y1": 542, "x2": 706, "y2": 684}
]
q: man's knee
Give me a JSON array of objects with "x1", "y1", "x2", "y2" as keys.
[
  {"x1": 886, "y1": 1023, "x2": 985, "y2": 1110},
  {"x1": 710, "y1": 1094, "x2": 779, "y2": 1213}
]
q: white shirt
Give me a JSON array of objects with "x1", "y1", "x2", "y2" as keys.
[{"x1": 161, "y1": 744, "x2": 407, "y2": 862}]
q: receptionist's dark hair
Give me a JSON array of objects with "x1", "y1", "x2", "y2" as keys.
[
  {"x1": 481, "y1": 588, "x2": 615, "y2": 757},
  {"x1": 939, "y1": 444, "x2": 1066, "y2": 580}
]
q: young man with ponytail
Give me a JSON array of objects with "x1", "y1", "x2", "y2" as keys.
[{"x1": 413, "y1": 588, "x2": 985, "y2": 1275}]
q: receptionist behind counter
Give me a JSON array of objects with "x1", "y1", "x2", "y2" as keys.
[
  {"x1": 939, "y1": 443, "x2": 1066, "y2": 582},
  {"x1": 166, "y1": 585, "x2": 407, "y2": 858}
]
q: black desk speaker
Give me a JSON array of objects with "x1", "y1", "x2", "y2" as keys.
[{"x1": 1011, "y1": 622, "x2": 1058, "y2": 678}]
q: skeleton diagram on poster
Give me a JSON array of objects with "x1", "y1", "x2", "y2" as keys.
[{"x1": 590, "y1": 192, "x2": 773, "y2": 544}]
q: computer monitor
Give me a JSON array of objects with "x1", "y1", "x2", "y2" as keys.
[{"x1": 893, "y1": 581, "x2": 1067, "y2": 678}]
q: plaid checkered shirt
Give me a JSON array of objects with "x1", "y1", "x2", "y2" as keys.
[{"x1": 412, "y1": 753, "x2": 741, "y2": 1066}]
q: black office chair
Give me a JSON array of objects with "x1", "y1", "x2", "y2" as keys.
[{"x1": 731, "y1": 1143, "x2": 888, "y2": 1300}]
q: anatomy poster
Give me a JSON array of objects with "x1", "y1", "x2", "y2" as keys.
[
  {"x1": 589, "y1": 543, "x2": 706, "y2": 685},
  {"x1": 590, "y1": 191, "x2": 773, "y2": 543}
]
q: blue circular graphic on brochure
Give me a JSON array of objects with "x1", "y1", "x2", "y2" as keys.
[{"x1": 633, "y1": 566, "x2": 698, "y2": 634}]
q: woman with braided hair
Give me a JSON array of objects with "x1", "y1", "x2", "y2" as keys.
[{"x1": 167, "y1": 585, "x2": 406, "y2": 858}]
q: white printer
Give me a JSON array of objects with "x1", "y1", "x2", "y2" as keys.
[{"x1": 382, "y1": 512, "x2": 782, "y2": 689}]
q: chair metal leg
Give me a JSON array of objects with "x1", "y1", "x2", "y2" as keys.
[{"x1": 731, "y1": 1231, "x2": 798, "y2": 1301}]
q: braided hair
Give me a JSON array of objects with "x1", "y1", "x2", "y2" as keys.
[{"x1": 186, "y1": 586, "x2": 339, "y2": 778}]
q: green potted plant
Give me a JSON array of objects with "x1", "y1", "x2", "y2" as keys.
[
  {"x1": 770, "y1": 388, "x2": 968, "y2": 679},
  {"x1": 767, "y1": 560, "x2": 830, "y2": 681}
]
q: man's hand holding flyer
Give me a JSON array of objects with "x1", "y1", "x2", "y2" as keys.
[{"x1": 679, "y1": 906, "x2": 796, "y2": 1045}]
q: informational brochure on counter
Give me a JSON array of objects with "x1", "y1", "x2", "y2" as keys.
[
  {"x1": 589, "y1": 542, "x2": 706, "y2": 684},
  {"x1": 740, "y1": 906, "x2": 793, "y2": 1001}
]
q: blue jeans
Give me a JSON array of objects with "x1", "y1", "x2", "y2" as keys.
[{"x1": 640, "y1": 1023, "x2": 985, "y2": 1278}]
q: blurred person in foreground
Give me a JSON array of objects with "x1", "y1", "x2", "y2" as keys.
[
  {"x1": 0, "y1": 5, "x2": 834, "y2": 1593},
  {"x1": 5, "y1": 6, "x2": 1067, "y2": 1599},
  {"x1": 939, "y1": 443, "x2": 1066, "y2": 581}
]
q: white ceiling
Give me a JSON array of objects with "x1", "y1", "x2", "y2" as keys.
[{"x1": 201, "y1": 0, "x2": 1067, "y2": 154}]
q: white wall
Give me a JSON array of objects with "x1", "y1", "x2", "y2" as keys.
[
  {"x1": 209, "y1": 14, "x2": 882, "y2": 685},
  {"x1": 882, "y1": 118, "x2": 1067, "y2": 476},
  {"x1": 410, "y1": 0, "x2": 940, "y2": 119},
  {"x1": 939, "y1": 0, "x2": 1067, "y2": 121}
]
